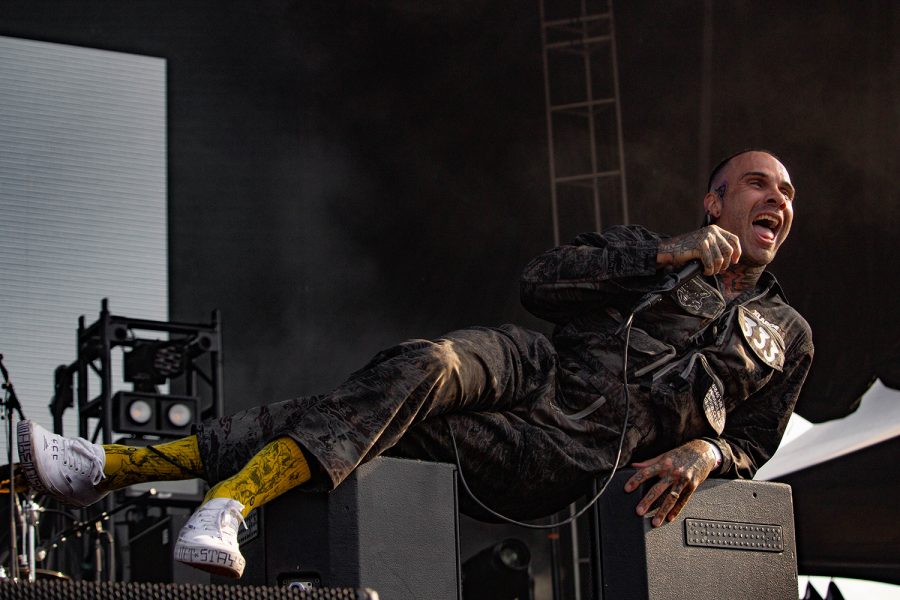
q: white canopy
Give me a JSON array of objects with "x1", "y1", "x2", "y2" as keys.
[{"x1": 755, "y1": 379, "x2": 900, "y2": 481}]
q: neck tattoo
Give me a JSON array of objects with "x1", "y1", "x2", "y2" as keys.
[{"x1": 719, "y1": 264, "x2": 765, "y2": 300}]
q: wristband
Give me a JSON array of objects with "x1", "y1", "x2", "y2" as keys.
[{"x1": 707, "y1": 441, "x2": 723, "y2": 470}]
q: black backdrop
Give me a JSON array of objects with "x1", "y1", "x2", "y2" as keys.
[{"x1": 1, "y1": 1, "x2": 897, "y2": 422}]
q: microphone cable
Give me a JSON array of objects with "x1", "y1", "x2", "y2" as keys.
[{"x1": 446, "y1": 309, "x2": 638, "y2": 530}]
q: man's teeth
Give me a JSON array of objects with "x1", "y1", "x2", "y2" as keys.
[{"x1": 753, "y1": 215, "x2": 779, "y2": 231}]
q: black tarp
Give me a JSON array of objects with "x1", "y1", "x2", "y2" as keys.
[{"x1": 778, "y1": 435, "x2": 900, "y2": 585}]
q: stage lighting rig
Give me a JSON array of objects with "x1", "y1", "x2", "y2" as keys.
[{"x1": 49, "y1": 298, "x2": 224, "y2": 445}]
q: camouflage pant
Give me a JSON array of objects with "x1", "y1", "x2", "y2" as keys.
[{"x1": 195, "y1": 325, "x2": 632, "y2": 520}]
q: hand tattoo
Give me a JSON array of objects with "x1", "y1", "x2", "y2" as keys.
[
  {"x1": 624, "y1": 439, "x2": 718, "y2": 527},
  {"x1": 657, "y1": 226, "x2": 740, "y2": 275},
  {"x1": 658, "y1": 230, "x2": 707, "y2": 258}
]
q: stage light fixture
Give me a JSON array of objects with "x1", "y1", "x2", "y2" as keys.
[
  {"x1": 113, "y1": 391, "x2": 198, "y2": 437},
  {"x1": 114, "y1": 391, "x2": 160, "y2": 435},
  {"x1": 166, "y1": 402, "x2": 192, "y2": 428},
  {"x1": 462, "y1": 538, "x2": 532, "y2": 600},
  {"x1": 115, "y1": 336, "x2": 201, "y2": 437},
  {"x1": 157, "y1": 396, "x2": 199, "y2": 436},
  {"x1": 124, "y1": 339, "x2": 186, "y2": 392},
  {"x1": 127, "y1": 399, "x2": 153, "y2": 425}
]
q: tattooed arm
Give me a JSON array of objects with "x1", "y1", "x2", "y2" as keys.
[
  {"x1": 520, "y1": 225, "x2": 662, "y2": 323},
  {"x1": 521, "y1": 224, "x2": 742, "y2": 323},
  {"x1": 657, "y1": 224, "x2": 742, "y2": 276}
]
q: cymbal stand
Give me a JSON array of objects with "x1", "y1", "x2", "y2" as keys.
[
  {"x1": 22, "y1": 495, "x2": 40, "y2": 581},
  {"x1": 0, "y1": 354, "x2": 26, "y2": 581}
]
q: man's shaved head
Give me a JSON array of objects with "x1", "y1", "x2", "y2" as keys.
[
  {"x1": 707, "y1": 148, "x2": 786, "y2": 192},
  {"x1": 703, "y1": 151, "x2": 795, "y2": 267}
]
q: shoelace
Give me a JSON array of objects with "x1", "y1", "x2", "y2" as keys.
[
  {"x1": 63, "y1": 438, "x2": 106, "y2": 485},
  {"x1": 193, "y1": 503, "x2": 247, "y2": 539}
]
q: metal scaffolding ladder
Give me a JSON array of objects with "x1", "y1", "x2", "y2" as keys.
[
  {"x1": 539, "y1": 3, "x2": 629, "y2": 598},
  {"x1": 540, "y1": 0, "x2": 629, "y2": 245}
]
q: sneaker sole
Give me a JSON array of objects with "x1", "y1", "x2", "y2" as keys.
[
  {"x1": 16, "y1": 421, "x2": 49, "y2": 496},
  {"x1": 174, "y1": 543, "x2": 246, "y2": 578}
]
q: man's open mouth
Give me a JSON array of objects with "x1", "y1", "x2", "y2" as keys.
[{"x1": 752, "y1": 213, "x2": 781, "y2": 242}]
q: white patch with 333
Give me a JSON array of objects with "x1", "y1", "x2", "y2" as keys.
[{"x1": 737, "y1": 306, "x2": 785, "y2": 371}]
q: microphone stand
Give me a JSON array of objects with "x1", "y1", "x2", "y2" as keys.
[
  {"x1": 1, "y1": 354, "x2": 27, "y2": 581},
  {"x1": 23, "y1": 496, "x2": 40, "y2": 581}
]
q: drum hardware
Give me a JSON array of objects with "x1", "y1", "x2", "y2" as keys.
[
  {"x1": 0, "y1": 349, "x2": 157, "y2": 582},
  {"x1": 1, "y1": 354, "x2": 27, "y2": 581}
]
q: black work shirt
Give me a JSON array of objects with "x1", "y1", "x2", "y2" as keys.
[{"x1": 521, "y1": 225, "x2": 814, "y2": 479}]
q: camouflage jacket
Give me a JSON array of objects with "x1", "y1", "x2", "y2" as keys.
[{"x1": 520, "y1": 225, "x2": 814, "y2": 479}]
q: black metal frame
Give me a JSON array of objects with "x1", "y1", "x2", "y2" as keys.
[{"x1": 49, "y1": 298, "x2": 224, "y2": 443}]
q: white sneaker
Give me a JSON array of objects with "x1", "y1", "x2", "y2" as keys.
[
  {"x1": 16, "y1": 420, "x2": 108, "y2": 508},
  {"x1": 173, "y1": 498, "x2": 247, "y2": 578}
]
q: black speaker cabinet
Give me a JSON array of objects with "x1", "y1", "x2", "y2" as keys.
[
  {"x1": 597, "y1": 470, "x2": 798, "y2": 600},
  {"x1": 230, "y1": 457, "x2": 460, "y2": 600},
  {"x1": 127, "y1": 509, "x2": 209, "y2": 585}
]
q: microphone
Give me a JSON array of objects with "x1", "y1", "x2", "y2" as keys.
[
  {"x1": 662, "y1": 259, "x2": 703, "y2": 291},
  {"x1": 630, "y1": 260, "x2": 704, "y2": 315}
]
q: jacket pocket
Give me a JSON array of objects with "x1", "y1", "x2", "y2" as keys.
[{"x1": 624, "y1": 326, "x2": 678, "y2": 379}]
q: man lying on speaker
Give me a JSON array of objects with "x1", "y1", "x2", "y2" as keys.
[{"x1": 11, "y1": 149, "x2": 812, "y2": 579}]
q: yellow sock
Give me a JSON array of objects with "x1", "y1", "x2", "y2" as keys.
[
  {"x1": 97, "y1": 435, "x2": 203, "y2": 493},
  {"x1": 203, "y1": 436, "x2": 311, "y2": 517}
]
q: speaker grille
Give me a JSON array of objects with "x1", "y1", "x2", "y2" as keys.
[{"x1": 0, "y1": 581, "x2": 378, "y2": 600}]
